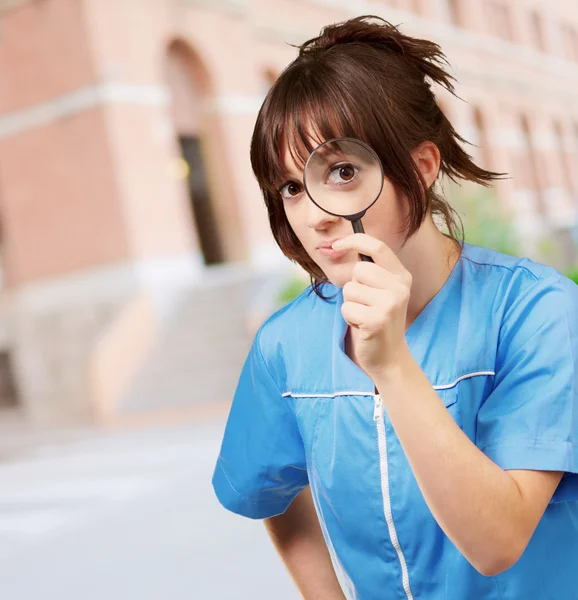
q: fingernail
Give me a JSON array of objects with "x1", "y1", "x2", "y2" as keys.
[{"x1": 332, "y1": 239, "x2": 344, "y2": 249}]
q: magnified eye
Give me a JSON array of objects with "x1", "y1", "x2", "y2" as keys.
[
  {"x1": 279, "y1": 181, "x2": 303, "y2": 200},
  {"x1": 327, "y1": 163, "x2": 359, "y2": 185}
]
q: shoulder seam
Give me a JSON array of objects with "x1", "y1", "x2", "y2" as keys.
[{"x1": 461, "y1": 255, "x2": 540, "y2": 282}]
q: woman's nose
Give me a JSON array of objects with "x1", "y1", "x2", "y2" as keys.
[{"x1": 307, "y1": 199, "x2": 339, "y2": 229}]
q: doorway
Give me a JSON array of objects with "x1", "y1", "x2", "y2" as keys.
[
  {"x1": 165, "y1": 39, "x2": 240, "y2": 266},
  {"x1": 179, "y1": 136, "x2": 223, "y2": 265},
  {"x1": 0, "y1": 350, "x2": 18, "y2": 409}
]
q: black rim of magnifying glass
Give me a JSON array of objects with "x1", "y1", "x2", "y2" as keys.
[{"x1": 303, "y1": 137, "x2": 385, "y2": 261}]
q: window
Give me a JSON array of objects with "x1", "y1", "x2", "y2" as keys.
[
  {"x1": 263, "y1": 69, "x2": 278, "y2": 91},
  {"x1": 574, "y1": 123, "x2": 578, "y2": 194},
  {"x1": 562, "y1": 25, "x2": 578, "y2": 62},
  {"x1": 519, "y1": 115, "x2": 545, "y2": 213},
  {"x1": 554, "y1": 121, "x2": 573, "y2": 195},
  {"x1": 485, "y1": 1, "x2": 514, "y2": 41},
  {"x1": 409, "y1": 0, "x2": 424, "y2": 15},
  {"x1": 530, "y1": 11, "x2": 546, "y2": 52},
  {"x1": 447, "y1": 0, "x2": 465, "y2": 27},
  {"x1": 472, "y1": 106, "x2": 491, "y2": 170}
]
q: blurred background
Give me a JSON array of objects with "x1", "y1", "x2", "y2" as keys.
[{"x1": 0, "y1": 0, "x2": 576, "y2": 598}]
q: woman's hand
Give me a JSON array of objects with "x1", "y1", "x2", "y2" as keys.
[{"x1": 332, "y1": 233, "x2": 412, "y2": 379}]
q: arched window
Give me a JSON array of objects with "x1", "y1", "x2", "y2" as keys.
[
  {"x1": 262, "y1": 68, "x2": 278, "y2": 93},
  {"x1": 472, "y1": 106, "x2": 491, "y2": 170},
  {"x1": 562, "y1": 25, "x2": 578, "y2": 62},
  {"x1": 554, "y1": 120, "x2": 573, "y2": 194},
  {"x1": 447, "y1": 0, "x2": 465, "y2": 27},
  {"x1": 574, "y1": 123, "x2": 578, "y2": 194},
  {"x1": 519, "y1": 115, "x2": 545, "y2": 216},
  {"x1": 530, "y1": 10, "x2": 546, "y2": 52},
  {"x1": 485, "y1": 1, "x2": 514, "y2": 41},
  {"x1": 409, "y1": 0, "x2": 424, "y2": 15}
]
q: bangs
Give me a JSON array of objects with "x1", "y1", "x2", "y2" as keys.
[
  {"x1": 281, "y1": 105, "x2": 349, "y2": 183},
  {"x1": 254, "y1": 61, "x2": 373, "y2": 191}
]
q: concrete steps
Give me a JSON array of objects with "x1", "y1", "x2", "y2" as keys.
[{"x1": 118, "y1": 269, "x2": 282, "y2": 415}]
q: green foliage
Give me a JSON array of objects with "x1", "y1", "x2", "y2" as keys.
[
  {"x1": 564, "y1": 266, "x2": 578, "y2": 285},
  {"x1": 277, "y1": 276, "x2": 309, "y2": 305},
  {"x1": 274, "y1": 185, "x2": 578, "y2": 302},
  {"x1": 445, "y1": 182, "x2": 522, "y2": 257}
]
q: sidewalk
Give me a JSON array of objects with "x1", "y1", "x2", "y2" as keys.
[{"x1": 0, "y1": 415, "x2": 299, "y2": 600}]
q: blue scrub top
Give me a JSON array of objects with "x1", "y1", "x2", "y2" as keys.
[{"x1": 213, "y1": 242, "x2": 578, "y2": 599}]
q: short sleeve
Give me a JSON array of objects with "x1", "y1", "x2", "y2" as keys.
[
  {"x1": 212, "y1": 328, "x2": 308, "y2": 519},
  {"x1": 476, "y1": 275, "x2": 578, "y2": 503}
]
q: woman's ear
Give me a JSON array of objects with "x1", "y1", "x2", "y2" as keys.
[{"x1": 411, "y1": 141, "x2": 441, "y2": 190}]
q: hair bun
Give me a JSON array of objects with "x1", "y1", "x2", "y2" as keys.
[
  {"x1": 300, "y1": 15, "x2": 404, "y2": 55},
  {"x1": 298, "y1": 15, "x2": 455, "y2": 94}
]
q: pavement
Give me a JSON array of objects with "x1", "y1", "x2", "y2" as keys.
[{"x1": 0, "y1": 414, "x2": 299, "y2": 600}]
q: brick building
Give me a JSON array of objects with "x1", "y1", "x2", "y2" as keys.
[{"x1": 0, "y1": 0, "x2": 577, "y2": 425}]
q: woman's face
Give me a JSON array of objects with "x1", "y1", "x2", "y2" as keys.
[{"x1": 279, "y1": 143, "x2": 409, "y2": 288}]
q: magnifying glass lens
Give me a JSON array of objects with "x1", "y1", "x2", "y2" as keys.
[{"x1": 303, "y1": 139, "x2": 383, "y2": 219}]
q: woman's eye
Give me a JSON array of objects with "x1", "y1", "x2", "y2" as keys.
[
  {"x1": 328, "y1": 164, "x2": 358, "y2": 185},
  {"x1": 280, "y1": 181, "x2": 303, "y2": 200}
]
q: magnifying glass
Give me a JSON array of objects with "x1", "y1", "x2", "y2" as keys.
[{"x1": 303, "y1": 137, "x2": 384, "y2": 262}]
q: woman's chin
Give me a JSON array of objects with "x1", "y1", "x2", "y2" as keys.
[{"x1": 324, "y1": 263, "x2": 356, "y2": 288}]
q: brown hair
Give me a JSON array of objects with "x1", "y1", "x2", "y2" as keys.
[{"x1": 250, "y1": 16, "x2": 505, "y2": 296}]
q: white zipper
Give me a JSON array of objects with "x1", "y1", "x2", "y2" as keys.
[{"x1": 373, "y1": 394, "x2": 414, "y2": 600}]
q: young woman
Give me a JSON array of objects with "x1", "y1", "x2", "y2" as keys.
[{"x1": 212, "y1": 16, "x2": 578, "y2": 600}]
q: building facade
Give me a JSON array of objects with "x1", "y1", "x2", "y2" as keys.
[{"x1": 0, "y1": 0, "x2": 577, "y2": 425}]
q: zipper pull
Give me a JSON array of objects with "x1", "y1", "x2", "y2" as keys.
[{"x1": 373, "y1": 395, "x2": 383, "y2": 421}]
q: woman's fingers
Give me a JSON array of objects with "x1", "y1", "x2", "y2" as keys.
[
  {"x1": 342, "y1": 280, "x2": 382, "y2": 305},
  {"x1": 341, "y1": 301, "x2": 379, "y2": 328},
  {"x1": 333, "y1": 234, "x2": 406, "y2": 275}
]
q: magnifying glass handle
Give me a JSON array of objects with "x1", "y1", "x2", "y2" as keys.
[{"x1": 351, "y1": 219, "x2": 373, "y2": 263}]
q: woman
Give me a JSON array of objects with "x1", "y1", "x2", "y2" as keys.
[{"x1": 212, "y1": 16, "x2": 578, "y2": 600}]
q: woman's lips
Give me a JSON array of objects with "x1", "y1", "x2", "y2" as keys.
[{"x1": 317, "y1": 242, "x2": 347, "y2": 258}]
